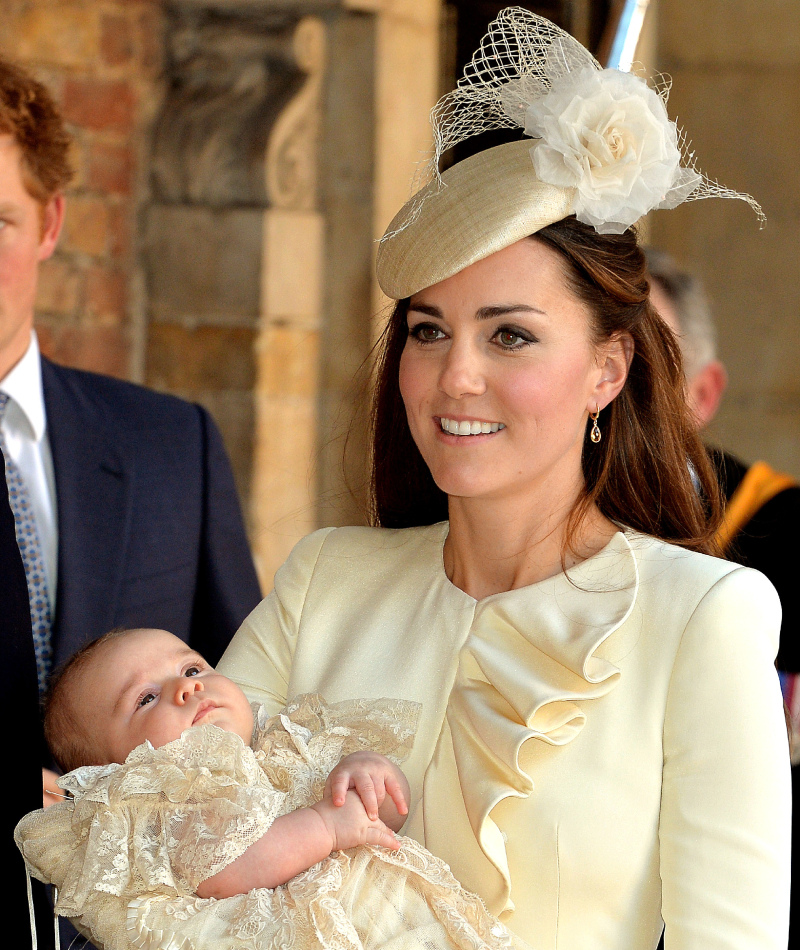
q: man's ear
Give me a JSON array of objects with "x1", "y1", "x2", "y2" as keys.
[
  {"x1": 687, "y1": 359, "x2": 727, "y2": 429},
  {"x1": 590, "y1": 332, "x2": 634, "y2": 412},
  {"x1": 38, "y1": 194, "x2": 65, "y2": 262}
]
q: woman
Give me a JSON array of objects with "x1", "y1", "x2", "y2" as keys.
[{"x1": 219, "y1": 9, "x2": 789, "y2": 949}]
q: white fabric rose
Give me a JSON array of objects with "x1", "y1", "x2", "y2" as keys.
[{"x1": 523, "y1": 66, "x2": 700, "y2": 233}]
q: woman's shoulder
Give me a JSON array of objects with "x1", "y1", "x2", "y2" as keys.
[
  {"x1": 626, "y1": 531, "x2": 780, "y2": 628},
  {"x1": 626, "y1": 530, "x2": 768, "y2": 583},
  {"x1": 278, "y1": 522, "x2": 449, "y2": 577}
]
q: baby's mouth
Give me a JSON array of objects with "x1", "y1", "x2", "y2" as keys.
[{"x1": 192, "y1": 701, "x2": 217, "y2": 725}]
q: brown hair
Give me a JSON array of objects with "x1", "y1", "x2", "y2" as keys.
[
  {"x1": 44, "y1": 629, "x2": 129, "y2": 773},
  {"x1": 0, "y1": 58, "x2": 72, "y2": 203},
  {"x1": 369, "y1": 215, "x2": 722, "y2": 554}
]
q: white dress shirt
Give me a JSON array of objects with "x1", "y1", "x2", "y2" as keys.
[{"x1": 0, "y1": 331, "x2": 58, "y2": 611}]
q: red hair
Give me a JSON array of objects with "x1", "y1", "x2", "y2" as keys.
[{"x1": 0, "y1": 57, "x2": 72, "y2": 203}]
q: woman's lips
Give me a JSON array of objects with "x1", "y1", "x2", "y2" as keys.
[{"x1": 438, "y1": 416, "x2": 505, "y2": 436}]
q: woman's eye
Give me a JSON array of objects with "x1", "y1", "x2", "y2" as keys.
[
  {"x1": 494, "y1": 328, "x2": 532, "y2": 349},
  {"x1": 136, "y1": 692, "x2": 157, "y2": 709},
  {"x1": 409, "y1": 323, "x2": 445, "y2": 343}
]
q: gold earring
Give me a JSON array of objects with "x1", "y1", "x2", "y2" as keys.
[{"x1": 590, "y1": 407, "x2": 601, "y2": 444}]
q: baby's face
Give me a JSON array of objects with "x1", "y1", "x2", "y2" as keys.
[{"x1": 76, "y1": 629, "x2": 254, "y2": 764}]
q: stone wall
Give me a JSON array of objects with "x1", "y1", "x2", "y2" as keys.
[
  {"x1": 1, "y1": 0, "x2": 163, "y2": 381},
  {"x1": 1, "y1": 0, "x2": 442, "y2": 589},
  {"x1": 651, "y1": 0, "x2": 800, "y2": 475}
]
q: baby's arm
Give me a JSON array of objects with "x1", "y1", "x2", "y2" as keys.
[
  {"x1": 196, "y1": 790, "x2": 398, "y2": 900},
  {"x1": 325, "y1": 751, "x2": 411, "y2": 832}
]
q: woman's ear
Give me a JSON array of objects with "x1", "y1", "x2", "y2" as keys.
[{"x1": 591, "y1": 332, "x2": 633, "y2": 411}]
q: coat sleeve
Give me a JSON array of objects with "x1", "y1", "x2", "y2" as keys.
[
  {"x1": 188, "y1": 405, "x2": 262, "y2": 665},
  {"x1": 660, "y1": 566, "x2": 791, "y2": 950},
  {"x1": 217, "y1": 528, "x2": 336, "y2": 714}
]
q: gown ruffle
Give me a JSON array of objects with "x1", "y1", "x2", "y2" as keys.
[
  {"x1": 421, "y1": 531, "x2": 639, "y2": 915},
  {"x1": 16, "y1": 694, "x2": 528, "y2": 950}
]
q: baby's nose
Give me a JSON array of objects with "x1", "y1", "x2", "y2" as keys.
[{"x1": 176, "y1": 678, "x2": 204, "y2": 703}]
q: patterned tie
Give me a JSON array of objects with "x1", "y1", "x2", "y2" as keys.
[{"x1": 0, "y1": 392, "x2": 52, "y2": 693}]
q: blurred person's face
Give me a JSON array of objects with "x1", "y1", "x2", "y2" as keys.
[
  {"x1": 650, "y1": 281, "x2": 726, "y2": 430},
  {"x1": 0, "y1": 134, "x2": 63, "y2": 379}
]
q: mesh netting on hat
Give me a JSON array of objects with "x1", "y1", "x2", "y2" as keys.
[{"x1": 385, "y1": 6, "x2": 763, "y2": 238}]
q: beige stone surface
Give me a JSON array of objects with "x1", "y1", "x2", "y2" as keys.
[
  {"x1": 255, "y1": 325, "x2": 320, "y2": 399},
  {"x1": 35, "y1": 258, "x2": 82, "y2": 316},
  {"x1": 659, "y1": 0, "x2": 800, "y2": 65},
  {"x1": 147, "y1": 325, "x2": 257, "y2": 392},
  {"x1": 251, "y1": 385, "x2": 321, "y2": 589},
  {"x1": 664, "y1": 70, "x2": 800, "y2": 217},
  {"x1": 261, "y1": 210, "x2": 324, "y2": 330},
  {"x1": 143, "y1": 206, "x2": 262, "y2": 326},
  {"x1": 61, "y1": 195, "x2": 110, "y2": 257},
  {"x1": 653, "y1": 0, "x2": 800, "y2": 478},
  {"x1": 369, "y1": 0, "x2": 442, "y2": 324},
  {"x1": 316, "y1": 11, "x2": 375, "y2": 529},
  {"x1": 6, "y1": 2, "x2": 101, "y2": 68}
]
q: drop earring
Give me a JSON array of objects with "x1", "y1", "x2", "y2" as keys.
[{"x1": 590, "y1": 406, "x2": 601, "y2": 444}]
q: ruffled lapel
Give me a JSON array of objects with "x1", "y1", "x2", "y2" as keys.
[{"x1": 423, "y1": 531, "x2": 639, "y2": 916}]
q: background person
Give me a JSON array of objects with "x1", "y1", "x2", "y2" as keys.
[
  {"x1": 0, "y1": 55, "x2": 262, "y2": 786},
  {"x1": 0, "y1": 54, "x2": 261, "y2": 950},
  {"x1": 219, "y1": 9, "x2": 790, "y2": 950},
  {"x1": 1, "y1": 467, "x2": 54, "y2": 949},
  {"x1": 646, "y1": 248, "x2": 800, "y2": 676},
  {"x1": 646, "y1": 247, "x2": 800, "y2": 950}
]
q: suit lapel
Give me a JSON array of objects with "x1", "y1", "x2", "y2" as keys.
[{"x1": 41, "y1": 356, "x2": 133, "y2": 664}]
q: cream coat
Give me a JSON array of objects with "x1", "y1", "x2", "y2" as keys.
[{"x1": 219, "y1": 524, "x2": 791, "y2": 950}]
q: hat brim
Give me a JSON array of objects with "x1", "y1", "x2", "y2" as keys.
[{"x1": 376, "y1": 139, "x2": 575, "y2": 300}]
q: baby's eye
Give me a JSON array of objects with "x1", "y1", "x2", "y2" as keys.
[
  {"x1": 185, "y1": 666, "x2": 202, "y2": 677},
  {"x1": 136, "y1": 692, "x2": 157, "y2": 709}
]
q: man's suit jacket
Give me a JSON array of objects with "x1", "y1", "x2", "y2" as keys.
[
  {"x1": 41, "y1": 355, "x2": 262, "y2": 667},
  {"x1": 2, "y1": 465, "x2": 54, "y2": 949}
]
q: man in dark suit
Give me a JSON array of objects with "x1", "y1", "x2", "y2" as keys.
[
  {"x1": 2, "y1": 467, "x2": 54, "y2": 948},
  {"x1": 0, "y1": 59, "x2": 261, "y2": 803}
]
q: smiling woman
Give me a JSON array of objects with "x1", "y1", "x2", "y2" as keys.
[{"x1": 218, "y1": 9, "x2": 790, "y2": 950}]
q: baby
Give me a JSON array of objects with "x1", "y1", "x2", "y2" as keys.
[{"x1": 17, "y1": 628, "x2": 525, "y2": 950}]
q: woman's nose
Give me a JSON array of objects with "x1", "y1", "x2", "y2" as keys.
[
  {"x1": 438, "y1": 342, "x2": 486, "y2": 398},
  {"x1": 175, "y1": 678, "x2": 204, "y2": 704}
]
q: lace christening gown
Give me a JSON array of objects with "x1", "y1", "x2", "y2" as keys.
[{"x1": 16, "y1": 695, "x2": 528, "y2": 950}]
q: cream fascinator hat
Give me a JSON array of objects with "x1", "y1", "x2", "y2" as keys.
[{"x1": 376, "y1": 7, "x2": 763, "y2": 301}]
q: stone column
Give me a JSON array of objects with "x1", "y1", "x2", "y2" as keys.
[{"x1": 253, "y1": 16, "x2": 327, "y2": 587}]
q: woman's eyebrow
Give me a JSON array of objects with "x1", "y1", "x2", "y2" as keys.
[
  {"x1": 476, "y1": 304, "x2": 546, "y2": 320},
  {"x1": 407, "y1": 302, "x2": 443, "y2": 318},
  {"x1": 408, "y1": 302, "x2": 546, "y2": 320}
]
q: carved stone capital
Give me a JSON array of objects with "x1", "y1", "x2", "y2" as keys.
[
  {"x1": 265, "y1": 17, "x2": 327, "y2": 211},
  {"x1": 152, "y1": 7, "x2": 326, "y2": 208}
]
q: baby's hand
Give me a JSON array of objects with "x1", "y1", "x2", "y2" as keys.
[
  {"x1": 311, "y1": 790, "x2": 399, "y2": 852},
  {"x1": 325, "y1": 751, "x2": 409, "y2": 823}
]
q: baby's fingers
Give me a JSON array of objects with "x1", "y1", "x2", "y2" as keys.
[
  {"x1": 385, "y1": 773, "x2": 409, "y2": 816},
  {"x1": 365, "y1": 823, "x2": 400, "y2": 851},
  {"x1": 353, "y1": 774, "x2": 380, "y2": 820},
  {"x1": 325, "y1": 769, "x2": 352, "y2": 807}
]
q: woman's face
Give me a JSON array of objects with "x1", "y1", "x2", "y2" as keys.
[{"x1": 398, "y1": 237, "x2": 629, "y2": 508}]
